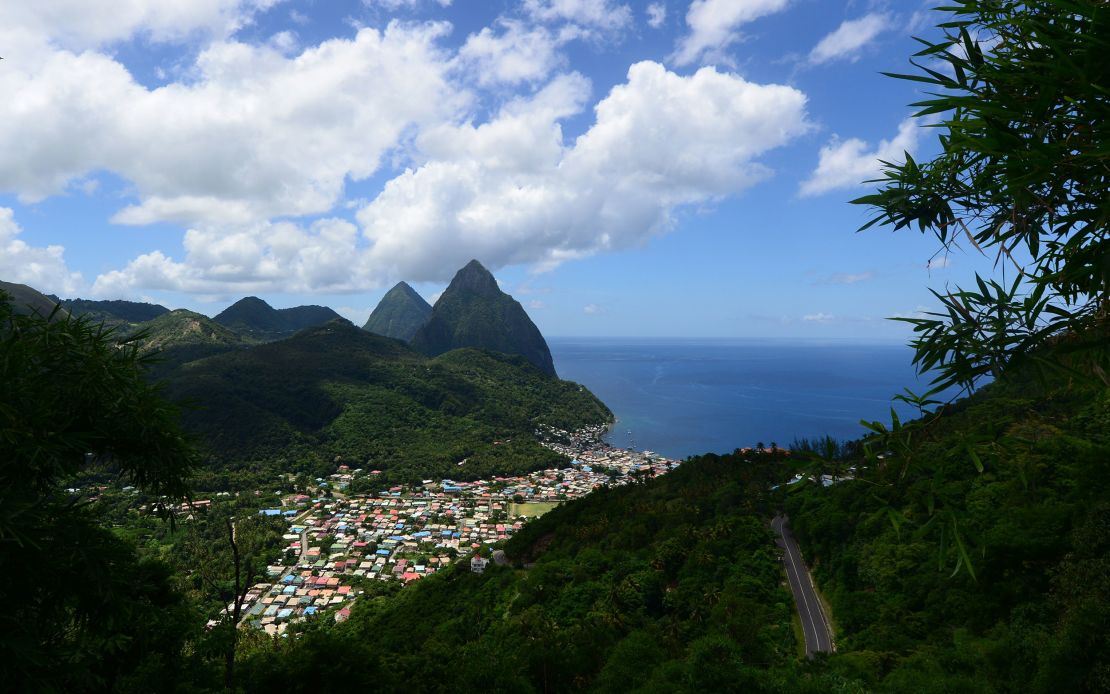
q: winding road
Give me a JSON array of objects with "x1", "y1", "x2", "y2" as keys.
[{"x1": 772, "y1": 514, "x2": 834, "y2": 657}]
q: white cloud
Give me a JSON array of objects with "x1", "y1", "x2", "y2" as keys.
[
  {"x1": 356, "y1": 61, "x2": 810, "y2": 282},
  {"x1": 646, "y1": 3, "x2": 666, "y2": 28},
  {"x1": 583, "y1": 303, "x2": 605, "y2": 315},
  {"x1": 0, "y1": 22, "x2": 464, "y2": 224},
  {"x1": 523, "y1": 0, "x2": 633, "y2": 31},
  {"x1": 809, "y1": 13, "x2": 890, "y2": 65},
  {"x1": 802, "y1": 312, "x2": 834, "y2": 322},
  {"x1": 0, "y1": 0, "x2": 283, "y2": 49},
  {"x1": 366, "y1": 0, "x2": 453, "y2": 9},
  {"x1": 0, "y1": 207, "x2": 83, "y2": 295},
  {"x1": 799, "y1": 117, "x2": 920, "y2": 197},
  {"x1": 673, "y1": 0, "x2": 789, "y2": 66},
  {"x1": 456, "y1": 20, "x2": 565, "y2": 86},
  {"x1": 92, "y1": 218, "x2": 366, "y2": 297},
  {"x1": 528, "y1": 299, "x2": 547, "y2": 310}
]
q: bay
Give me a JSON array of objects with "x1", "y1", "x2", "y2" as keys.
[{"x1": 549, "y1": 337, "x2": 936, "y2": 459}]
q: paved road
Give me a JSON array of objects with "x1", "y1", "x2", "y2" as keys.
[{"x1": 772, "y1": 514, "x2": 834, "y2": 657}]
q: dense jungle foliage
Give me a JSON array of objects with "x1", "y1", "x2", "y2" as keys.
[{"x1": 785, "y1": 369, "x2": 1110, "y2": 693}]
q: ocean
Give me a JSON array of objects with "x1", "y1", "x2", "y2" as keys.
[{"x1": 549, "y1": 337, "x2": 936, "y2": 460}]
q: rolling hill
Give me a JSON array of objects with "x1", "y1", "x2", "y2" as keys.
[{"x1": 213, "y1": 296, "x2": 343, "y2": 342}]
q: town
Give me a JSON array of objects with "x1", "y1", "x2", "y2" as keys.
[{"x1": 239, "y1": 428, "x2": 680, "y2": 635}]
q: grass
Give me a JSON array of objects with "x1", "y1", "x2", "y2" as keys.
[{"x1": 508, "y1": 501, "x2": 561, "y2": 518}]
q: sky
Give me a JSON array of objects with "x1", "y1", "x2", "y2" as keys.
[{"x1": 0, "y1": 0, "x2": 995, "y2": 338}]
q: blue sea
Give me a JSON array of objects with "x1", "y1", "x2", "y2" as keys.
[{"x1": 549, "y1": 337, "x2": 936, "y2": 459}]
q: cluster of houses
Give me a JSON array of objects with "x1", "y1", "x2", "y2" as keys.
[{"x1": 233, "y1": 430, "x2": 678, "y2": 632}]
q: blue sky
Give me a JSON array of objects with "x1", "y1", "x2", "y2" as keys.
[{"x1": 0, "y1": 0, "x2": 991, "y2": 338}]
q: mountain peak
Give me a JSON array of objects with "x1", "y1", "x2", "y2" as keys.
[
  {"x1": 364, "y1": 282, "x2": 433, "y2": 342},
  {"x1": 214, "y1": 296, "x2": 341, "y2": 341},
  {"x1": 446, "y1": 259, "x2": 501, "y2": 299},
  {"x1": 411, "y1": 260, "x2": 556, "y2": 376}
]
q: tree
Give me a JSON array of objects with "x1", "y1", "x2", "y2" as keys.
[
  {"x1": 855, "y1": 0, "x2": 1110, "y2": 396},
  {"x1": 183, "y1": 509, "x2": 282, "y2": 691},
  {"x1": 0, "y1": 294, "x2": 199, "y2": 689}
]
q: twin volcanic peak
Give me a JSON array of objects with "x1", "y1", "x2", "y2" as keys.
[
  {"x1": 214, "y1": 296, "x2": 343, "y2": 342},
  {"x1": 362, "y1": 281, "x2": 433, "y2": 342},
  {"x1": 410, "y1": 259, "x2": 557, "y2": 377}
]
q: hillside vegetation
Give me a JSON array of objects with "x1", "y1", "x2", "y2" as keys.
[
  {"x1": 785, "y1": 370, "x2": 1110, "y2": 692},
  {"x1": 62, "y1": 297, "x2": 169, "y2": 327},
  {"x1": 165, "y1": 320, "x2": 611, "y2": 482}
]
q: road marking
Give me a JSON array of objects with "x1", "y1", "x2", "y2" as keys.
[{"x1": 775, "y1": 515, "x2": 831, "y2": 655}]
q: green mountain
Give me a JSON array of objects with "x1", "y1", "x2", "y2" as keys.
[
  {"x1": 164, "y1": 319, "x2": 611, "y2": 481},
  {"x1": 363, "y1": 281, "x2": 432, "y2": 341},
  {"x1": 132, "y1": 309, "x2": 248, "y2": 374},
  {"x1": 62, "y1": 297, "x2": 169, "y2": 328},
  {"x1": 213, "y1": 296, "x2": 343, "y2": 341},
  {"x1": 411, "y1": 260, "x2": 556, "y2": 377},
  {"x1": 0, "y1": 280, "x2": 66, "y2": 317}
]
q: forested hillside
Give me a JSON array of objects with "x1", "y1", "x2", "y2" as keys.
[
  {"x1": 165, "y1": 320, "x2": 611, "y2": 482},
  {"x1": 786, "y1": 371, "x2": 1110, "y2": 692}
]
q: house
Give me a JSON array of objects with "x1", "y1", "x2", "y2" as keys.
[{"x1": 470, "y1": 555, "x2": 489, "y2": 574}]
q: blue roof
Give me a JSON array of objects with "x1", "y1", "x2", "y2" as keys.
[
  {"x1": 304, "y1": 606, "x2": 318, "y2": 615},
  {"x1": 283, "y1": 510, "x2": 297, "y2": 516},
  {"x1": 282, "y1": 586, "x2": 295, "y2": 594},
  {"x1": 375, "y1": 549, "x2": 391, "y2": 556},
  {"x1": 582, "y1": 465, "x2": 592, "y2": 472},
  {"x1": 281, "y1": 575, "x2": 295, "y2": 584},
  {"x1": 412, "y1": 531, "x2": 431, "y2": 538},
  {"x1": 259, "y1": 509, "x2": 282, "y2": 516}
]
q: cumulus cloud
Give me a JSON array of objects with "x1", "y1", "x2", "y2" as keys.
[
  {"x1": 0, "y1": 207, "x2": 83, "y2": 295},
  {"x1": 0, "y1": 0, "x2": 282, "y2": 49},
  {"x1": 646, "y1": 3, "x2": 666, "y2": 28},
  {"x1": 799, "y1": 118, "x2": 920, "y2": 197},
  {"x1": 802, "y1": 312, "x2": 834, "y2": 323},
  {"x1": 356, "y1": 61, "x2": 810, "y2": 282},
  {"x1": 523, "y1": 0, "x2": 633, "y2": 32},
  {"x1": 0, "y1": 22, "x2": 463, "y2": 224},
  {"x1": 809, "y1": 13, "x2": 890, "y2": 65},
  {"x1": 456, "y1": 19, "x2": 565, "y2": 86},
  {"x1": 366, "y1": 0, "x2": 453, "y2": 10},
  {"x1": 92, "y1": 218, "x2": 366, "y2": 297},
  {"x1": 95, "y1": 61, "x2": 809, "y2": 294},
  {"x1": 672, "y1": 0, "x2": 789, "y2": 66}
]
